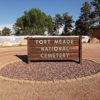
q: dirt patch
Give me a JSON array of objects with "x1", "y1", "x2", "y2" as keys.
[
  {"x1": 0, "y1": 59, "x2": 100, "y2": 81},
  {"x1": 0, "y1": 44, "x2": 100, "y2": 100}
]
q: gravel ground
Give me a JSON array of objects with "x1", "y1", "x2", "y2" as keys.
[
  {"x1": 0, "y1": 43, "x2": 100, "y2": 100},
  {"x1": 0, "y1": 59, "x2": 100, "y2": 81}
]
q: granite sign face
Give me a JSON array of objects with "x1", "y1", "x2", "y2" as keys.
[{"x1": 27, "y1": 36, "x2": 82, "y2": 64}]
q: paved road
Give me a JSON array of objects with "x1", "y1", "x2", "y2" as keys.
[{"x1": 0, "y1": 44, "x2": 100, "y2": 100}]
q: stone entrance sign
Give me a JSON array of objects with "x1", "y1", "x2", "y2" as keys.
[{"x1": 27, "y1": 36, "x2": 82, "y2": 64}]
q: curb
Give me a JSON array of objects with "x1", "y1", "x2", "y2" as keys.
[{"x1": 0, "y1": 59, "x2": 100, "y2": 84}]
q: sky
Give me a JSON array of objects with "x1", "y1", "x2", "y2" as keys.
[{"x1": 0, "y1": 0, "x2": 93, "y2": 31}]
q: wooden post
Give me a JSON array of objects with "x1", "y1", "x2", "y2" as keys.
[
  {"x1": 79, "y1": 36, "x2": 82, "y2": 64},
  {"x1": 27, "y1": 37, "x2": 30, "y2": 64}
]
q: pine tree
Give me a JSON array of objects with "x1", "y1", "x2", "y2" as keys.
[
  {"x1": 75, "y1": 2, "x2": 92, "y2": 35},
  {"x1": 91, "y1": 0, "x2": 100, "y2": 25},
  {"x1": 53, "y1": 13, "x2": 62, "y2": 34},
  {"x1": 62, "y1": 12, "x2": 74, "y2": 35},
  {"x1": 13, "y1": 8, "x2": 53, "y2": 35},
  {"x1": 2, "y1": 27, "x2": 12, "y2": 36}
]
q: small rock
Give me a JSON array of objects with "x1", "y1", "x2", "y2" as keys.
[
  {"x1": 89, "y1": 37, "x2": 99, "y2": 43},
  {"x1": 19, "y1": 40, "x2": 27, "y2": 46},
  {"x1": 1, "y1": 41, "x2": 12, "y2": 47}
]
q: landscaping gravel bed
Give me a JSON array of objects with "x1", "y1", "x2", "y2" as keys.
[{"x1": 0, "y1": 59, "x2": 100, "y2": 81}]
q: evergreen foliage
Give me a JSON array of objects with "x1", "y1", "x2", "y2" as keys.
[
  {"x1": 91, "y1": 0, "x2": 100, "y2": 25},
  {"x1": 1, "y1": 27, "x2": 11, "y2": 36},
  {"x1": 75, "y1": 2, "x2": 92, "y2": 36},
  {"x1": 12, "y1": 0, "x2": 100, "y2": 36},
  {"x1": 13, "y1": 8, "x2": 53, "y2": 35}
]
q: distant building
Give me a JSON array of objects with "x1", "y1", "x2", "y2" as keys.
[{"x1": 91, "y1": 25, "x2": 100, "y2": 39}]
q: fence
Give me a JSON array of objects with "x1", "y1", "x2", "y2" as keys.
[{"x1": 0, "y1": 35, "x2": 90, "y2": 45}]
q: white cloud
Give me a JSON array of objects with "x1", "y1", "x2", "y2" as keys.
[{"x1": 0, "y1": 24, "x2": 13, "y2": 32}]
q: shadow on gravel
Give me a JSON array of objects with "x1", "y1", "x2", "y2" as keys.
[
  {"x1": 15, "y1": 54, "x2": 79, "y2": 64},
  {"x1": 15, "y1": 55, "x2": 28, "y2": 63}
]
